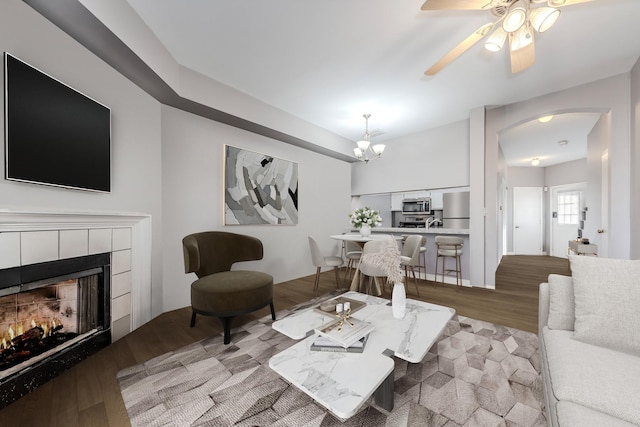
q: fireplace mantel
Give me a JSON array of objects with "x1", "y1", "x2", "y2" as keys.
[{"x1": 0, "y1": 208, "x2": 152, "y2": 336}]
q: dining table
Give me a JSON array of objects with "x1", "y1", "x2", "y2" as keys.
[{"x1": 329, "y1": 233, "x2": 402, "y2": 295}]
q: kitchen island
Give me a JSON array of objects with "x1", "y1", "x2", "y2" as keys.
[{"x1": 345, "y1": 227, "x2": 470, "y2": 286}]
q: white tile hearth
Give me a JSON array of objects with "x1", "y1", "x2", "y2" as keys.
[{"x1": 0, "y1": 209, "x2": 152, "y2": 342}]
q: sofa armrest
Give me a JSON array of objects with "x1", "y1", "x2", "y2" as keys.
[{"x1": 539, "y1": 282, "x2": 550, "y2": 334}]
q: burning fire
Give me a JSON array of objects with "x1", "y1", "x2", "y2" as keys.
[{"x1": 0, "y1": 318, "x2": 64, "y2": 350}]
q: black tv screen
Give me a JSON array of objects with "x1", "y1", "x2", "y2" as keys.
[{"x1": 4, "y1": 53, "x2": 111, "y2": 192}]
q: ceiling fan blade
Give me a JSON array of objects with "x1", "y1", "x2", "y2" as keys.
[
  {"x1": 425, "y1": 23, "x2": 494, "y2": 76},
  {"x1": 509, "y1": 33, "x2": 536, "y2": 73},
  {"x1": 546, "y1": 0, "x2": 596, "y2": 6},
  {"x1": 421, "y1": 0, "x2": 494, "y2": 10}
]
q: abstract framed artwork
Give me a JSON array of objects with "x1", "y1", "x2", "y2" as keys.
[{"x1": 224, "y1": 145, "x2": 299, "y2": 225}]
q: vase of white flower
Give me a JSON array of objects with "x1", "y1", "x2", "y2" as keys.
[{"x1": 349, "y1": 207, "x2": 382, "y2": 236}]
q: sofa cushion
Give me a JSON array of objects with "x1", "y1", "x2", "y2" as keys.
[
  {"x1": 547, "y1": 274, "x2": 574, "y2": 331},
  {"x1": 556, "y1": 401, "x2": 638, "y2": 427},
  {"x1": 569, "y1": 255, "x2": 640, "y2": 355},
  {"x1": 542, "y1": 328, "x2": 640, "y2": 425}
]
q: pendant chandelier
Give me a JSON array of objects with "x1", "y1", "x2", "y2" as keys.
[{"x1": 353, "y1": 114, "x2": 385, "y2": 163}]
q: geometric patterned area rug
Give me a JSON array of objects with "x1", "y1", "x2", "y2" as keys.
[{"x1": 117, "y1": 293, "x2": 546, "y2": 426}]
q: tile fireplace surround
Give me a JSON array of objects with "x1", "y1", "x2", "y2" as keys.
[{"x1": 0, "y1": 209, "x2": 153, "y2": 342}]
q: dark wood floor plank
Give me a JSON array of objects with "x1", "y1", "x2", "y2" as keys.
[{"x1": 0, "y1": 254, "x2": 567, "y2": 425}]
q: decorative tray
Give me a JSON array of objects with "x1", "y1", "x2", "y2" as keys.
[{"x1": 313, "y1": 296, "x2": 365, "y2": 317}]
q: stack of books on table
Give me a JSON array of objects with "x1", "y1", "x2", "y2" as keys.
[{"x1": 311, "y1": 317, "x2": 374, "y2": 353}]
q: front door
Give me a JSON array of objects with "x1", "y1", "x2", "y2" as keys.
[
  {"x1": 550, "y1": 184, "x2": 585, "y2": 257},
  {"x1": 513, "y1": 187, "x2": 543, "y2": 255}
]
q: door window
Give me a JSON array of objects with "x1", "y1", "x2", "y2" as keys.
[{"x1": 557, "y1": 191, "x2": 581, "y2": 225}]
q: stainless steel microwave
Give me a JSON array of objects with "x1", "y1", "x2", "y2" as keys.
[{"x1": 402, "y1": 198, "x2": 431, "y2": 215}]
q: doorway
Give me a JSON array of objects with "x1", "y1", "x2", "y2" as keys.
[
  {"x1": 550, "y1": 183, "x2": 586, "y2": 257},
  {"x1": 513, "y1": 187, "x2": 543, "y2": 255}
]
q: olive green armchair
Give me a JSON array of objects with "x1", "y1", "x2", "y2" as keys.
[{"x1": 182, "y1": 231, "x2": 275, "y2": 344}]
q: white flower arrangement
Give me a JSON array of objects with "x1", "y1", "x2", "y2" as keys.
[{"x1": 349, "y1": 207, "x2": 382, "y2": 229}]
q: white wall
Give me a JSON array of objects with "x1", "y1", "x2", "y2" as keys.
[
  {"x1": 0, "y1": 0, "x2": 165, "y2": 317},
  {"x1": 161, "y1": 106, "x2": 352, "y2": 312},
  {"x1": 351, "y1": 120, "x2": 470, "y2": 195},
  {"x1": 545, "y1": 158, "x2": 587, "y2": 187},
  {"x1": 631, "y1": 58, "x2": 640, "y2": 259}
]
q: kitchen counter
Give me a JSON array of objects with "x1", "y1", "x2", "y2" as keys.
[
  {"x1": 366, "y1": 227, "x2": 469, "y2": 235},
  {"x1": 344, "y1": 227, "x2": 470, "y2": 286}
]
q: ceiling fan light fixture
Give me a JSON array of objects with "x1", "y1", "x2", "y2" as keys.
[
  {"x1": 485, "y1": 27, "x2": 508, "y2": 52},
  {"x1": 531, "y1": 157, "x2": 540, "y2": 166},
  {"x1": 354, "y1": 147, "x2": 363, "y2": 158},
  {"x1": 530, "y1": 7, "x2": 561, "y2": 33},
  {"x1": 502, "y1": 0, "x2": 527, "y2": 33},
  {"x1": 548, "y1": 0, "x2": 566, "y2": 6}
]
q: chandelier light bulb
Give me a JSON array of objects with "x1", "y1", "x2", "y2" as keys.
[
  {"x1": 538, "y1": 115, "x2": 553, "y2": 123},
  {"x1": 353, "y1": 147, "x2": 363, "y2": 158},
  {"x1": 356, "y1": 139, "x2": 370, "y2": 151},
  {"x1": 372, "y1": 144, "x2": 385, "y2": 156},
  {"x1": 531, "y1": 157, "x2": 540, "y2": 166}
]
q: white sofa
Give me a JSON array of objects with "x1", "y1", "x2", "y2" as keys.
[{"x1": 539, "y1": 255, "x2": 640, "y2": 426}]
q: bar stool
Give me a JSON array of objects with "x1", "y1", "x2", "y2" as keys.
[{"x1": 434, "y1": 236, "x2": 464, "y2": 288}]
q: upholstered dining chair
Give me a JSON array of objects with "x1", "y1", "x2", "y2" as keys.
[
  {"x1": 399, "y1": 235, "x2": 422, "y2": 296},
  {"x1": 358, "y1": 239, "x2": 396, "y2": 296},
  {"x1": 182, "y1": 231, "x2": 275, "y2": 344},
  {"x1": 342, "y1": 240, "x2": 363, "y2": 283},
  {"x1": 308, "y1": 236, "x2": 344, "y2": 291}
]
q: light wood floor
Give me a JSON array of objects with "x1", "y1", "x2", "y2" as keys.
[{"x1": 0, "y1": 255, "x2": 569, "y2": 426}]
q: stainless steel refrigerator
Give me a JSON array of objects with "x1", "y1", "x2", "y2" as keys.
[{"x1": 443, "y1": 191, "x2": 470, "y2": 229}]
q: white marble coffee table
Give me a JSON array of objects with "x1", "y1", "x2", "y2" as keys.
[{"x1": 269, "y1": 291, "x2": 455, "y2": 419}]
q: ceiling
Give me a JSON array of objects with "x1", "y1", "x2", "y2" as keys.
[{"x1": 122, "y1": 0, "x2": 639, "y2": 164}]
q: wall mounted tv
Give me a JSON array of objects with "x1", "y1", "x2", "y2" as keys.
[{"x1": 4, "y1": 53, "x2": 111, "y2": 192}]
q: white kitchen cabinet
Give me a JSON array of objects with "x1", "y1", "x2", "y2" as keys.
[
  {"x1": 391, "y1": 193, "x2": 403, "y2": 210},
  {"x1": 431, "y1": 192, "x2": 444, "y2": 210}
]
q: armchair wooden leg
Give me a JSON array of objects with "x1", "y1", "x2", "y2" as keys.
[
  {"x1": 333, "y1": 266, "x2": 340, "y2": 288},
  {"x1": 190, "y1": 310, "x2": 197, "y2": 327},
  {"x1": 270, "y1": 301, "x2": 276, "y2": 320}
]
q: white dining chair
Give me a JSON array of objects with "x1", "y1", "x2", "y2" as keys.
[
  {"x1": 358, "y1": 240, "x2": 390, "y2": 296},
  {"x1": 308, "y1": 235, "x2": 343, "y2": 291},
  {"x1": 342, "y1": 240, "x2": 362, "y2": 283},
  {"x1": 399, "y1": 235, "x2": 422, "y2": 296}
]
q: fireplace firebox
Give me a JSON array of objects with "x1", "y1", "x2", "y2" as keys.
[{"x1": 0, "y1": 253, "x2": 110, "y2": 408}]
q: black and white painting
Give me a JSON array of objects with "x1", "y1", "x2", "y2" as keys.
[{"x1": 224, "y1": 145, "x2": 298, "y2": 225}]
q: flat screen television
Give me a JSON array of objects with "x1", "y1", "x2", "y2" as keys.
[{"x1": 4, "y1": 53, "x2": 111, "y2": 192}]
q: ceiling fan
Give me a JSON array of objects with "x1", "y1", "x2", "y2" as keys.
[{"x1": 421, "y1": 0, "x2": 597, "y2": 75}]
